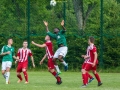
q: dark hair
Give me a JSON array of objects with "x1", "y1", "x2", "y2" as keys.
[
  {"x1": 54, "y1": 28, "x2": 60, "y2": 31},
  {"x1": 89, "y1": 36, "x2": 95, "y2": 43},
  {"x1": 8, "y1": 38, "x2": 13, "y2": 41},
  {"x1": 23, "y1": 40, "x2": 28, "y2": 43}
]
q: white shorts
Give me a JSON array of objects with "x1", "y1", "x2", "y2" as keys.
[
  {"x1": 53, "y1": 46, "x2": 68, "y2": 58},
  {"x1": 2, "y1": 61, "x2": 12, "y2": 70}
]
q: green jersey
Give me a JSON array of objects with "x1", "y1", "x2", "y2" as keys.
[
  {"x1": 47, "y1": 30, "x2": 67, "y2": 47},
  {"x1": 1, "y1": 45, "x2": 15, "y2": 62}
]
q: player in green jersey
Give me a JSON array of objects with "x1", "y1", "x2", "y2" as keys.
[
  {"x1": 43, "y1": 20, "x2": 68, "y2": 74},
  {"x1": 0, "y1": 38, "x2": 18, "y2": 84}
]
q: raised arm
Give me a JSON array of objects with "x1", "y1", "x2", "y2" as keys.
[
  {"x1": 61, "y1": 20, "x2": 66, "y2": 30},
  {"x1": 32, "y1": 41, "x2": 46, "y2": 48},
  {"x1": 40, "y1": 54, "x2": 47, "y2": 65},
  {"x1": 43, "y1": 21, "x2": 49, "y2": 32}
]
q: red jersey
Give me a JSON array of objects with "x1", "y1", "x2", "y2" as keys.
[
  {"x1": 17, "y1": 48, "x2": 32, "y2": 62},
  {"x1": 45, "y1": 41, "x2": 54, "y2": 59},
  {"x1": 85, "y1": 44, "x2": 98, "y2": 64}
]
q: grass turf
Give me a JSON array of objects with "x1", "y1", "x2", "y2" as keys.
[{"x1": 0, "y1": 71, "x2": 119, "y2": 90}]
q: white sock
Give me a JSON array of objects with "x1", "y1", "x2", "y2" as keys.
[
  {"x1": 54, "y1": 65, "x2": 60, "y2": 73},
  {"x1": 6, "y1": 72, "x2": 10, "y2": 83},
  {"x1": 3, "y1": 73, "x2": 6, "y2": 79},
  {"x1": 61, "y1": 61, "x2": 67, "y2": 66}
]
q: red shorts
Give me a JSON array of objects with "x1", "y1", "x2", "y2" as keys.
[
  {"x1": 48, "y1": 58, "x2": 54, "y2": 69},
  {"x1": 17, "y1": 61, "x2": 28, "y2": 72},
  {"x1": 82, "y1": 63, "x2": 86, "y2": 69},
  {"x1": 83, "y1": 63, "x2": 97, "y2": 71}
]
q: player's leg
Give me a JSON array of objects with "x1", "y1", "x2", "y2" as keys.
[
  {"x1": 53, "y1": 52, "x2": 61, "y2": 74},
  {"x1": 48, "y1": 59, "x2": 62, "y2": 85},
  {"x1": 86, "y1": 72, "x2": 94, "y2": 83},
  {"x1": 16, "y1": 63, "x2": 23, "y2": 83},
  {"x1": 81, "y1": 69, "x2": 87, "y2": 87},
  {"x1": 5, "y1": 61, "x2": 12, "y2": 84},
  {"x1": 92, "y1": 70, "x2": 102, "y2": 86},
  {"x1": 1, "y1": 62, "x2": 7, "y2": 79},
  {"x1": 57, "y1": 47, "x2": 68, "y2": 71},
  {"x1": 22, "y1": 61, "x2": 28, "y2": 84}
]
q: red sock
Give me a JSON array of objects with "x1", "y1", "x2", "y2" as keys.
[
  {"x1": 94, "y1": 73, "x2": 101, "y2": 82},
  {"x1": 23, "y1": 71, "x2": 28, "y2": 82},
  {"x1": 17, "y1": 74, "x2": 22, "y2": 81},
  {"x1": 52, "y1": 71, "x2": 60, "y2": 82},
  {"x1": 86, "y1": 72, "x2": 93, "y2": 79},
  {"x1": 82, "y1": 74, "x2": 87, "y2": 85}
]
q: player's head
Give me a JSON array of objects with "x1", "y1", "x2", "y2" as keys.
[
  {"x1": 45, "y1": 35, "x2": 51, "y2": 41},
  {"x1": 54, "y1": 28, "x2": 60, "y2": 34},
  {"x1": 88, "y1": 36, "x2": 95, "y2": 44},
  {"x1": 8, "y1": 38, "x2": 13, "y2": 45},
  {"x1": 23, "y1": 40, "x2": 28, "y2": 48}
]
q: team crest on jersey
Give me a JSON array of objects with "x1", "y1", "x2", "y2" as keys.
[{"x1": 57, "y1": 36, "x2": 60, "y2": 39}]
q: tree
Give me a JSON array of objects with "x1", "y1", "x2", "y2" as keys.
[{"x1": 72, "y1": 0, "x2": 98, "y2": 31}]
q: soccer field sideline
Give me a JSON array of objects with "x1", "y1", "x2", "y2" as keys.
[{"x1": 0, "y1": 71, "x2": 119, "y2": 90}]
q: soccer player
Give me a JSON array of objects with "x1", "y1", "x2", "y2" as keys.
[
  {"x1": 43, "y1": 20, "x2": 68, "y2": 74},
  {"x1": 31, "y1": 35, "x2": 62, "y2": 85},
  {"x1": 15, "y1": 40, "x2": 35, "y2": 84},
  {"x1": 81, "y1": 36, "x2": 102, "y2": 87},
  {"x1": 0, "y1": 38, "x2": 18, "y2": 84}
]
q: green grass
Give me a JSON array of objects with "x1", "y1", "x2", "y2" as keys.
[{"x1": 0, "y1": 71, "x2": 119, "y2": 90}]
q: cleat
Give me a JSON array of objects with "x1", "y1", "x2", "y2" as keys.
[
  {"x1": 17, "y1": 80, "x2": 22, "y2": 83},
  {"x1": 25, "y1": 81, "x2": 29, "y2": 84},
  {"x1": 57, "y1": 71, "x2": 62, "y2": 75},
  {"x1": 64, "y1": 63, "x2": 68, "y2": 71},
  {"x1": 98, "y1": 82, "x2": 102, "y2": 86},
  {"x1": 56, "y1": 77, "x2": 62, "y2": 85},
  {"x1": 89, "y1": 78, "x2": 94, "y2": 83},
  {"x1": 81, "y1": 85, "x2": 87, "y2": 88}
]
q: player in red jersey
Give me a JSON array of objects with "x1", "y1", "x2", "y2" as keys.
[
  {"x1": 81, "y1": 36, "x2": 102, "y2": 87},
  {"x1": 15, "y1": 41, "x2": 35, "y2": 84},
  {"x1": 31, "y1": 35, "x2": 62, "y2": 85}
]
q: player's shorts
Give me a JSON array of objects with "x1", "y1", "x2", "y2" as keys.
[
  {"x1": 48, "y1": 58, "x2": 54, "y2": 69},
  {"x1": 82, "y1": 63, "x2": 86, "y2": 69},
  {"x1": 83, "y1": 63, "x2": 97, "y2": 71},
  {"x1": 2, "y1": 61, "x2": 12, "y2": 70},
  {"x1": 53, "y1": 46, "x2": 68, "y2": 58},
  {"x1": 17, "y1": 61, "x2": 28, "y2": 72}
]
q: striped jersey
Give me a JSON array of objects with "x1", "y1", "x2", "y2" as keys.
[
  {"x1": 84, "y1": 44, "x2": 98, "y2": 64},
  {"x1": 45, "y1": 41, "x2": 54, "y2": 59},
  {"x1": 17, "y1": 48, "x2": 32, "y2": 62}
]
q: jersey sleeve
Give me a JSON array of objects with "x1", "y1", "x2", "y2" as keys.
[
  {"x1": 60, "y1": 30, "x2": 66, "y2": 34},
  {"x1": 47, "y1": 31, "x2": 56, "y2": 39},
  {"x1": 92, "y1": 47, "x2": 97, "y2": 53},
  {"x1": 29, "y1": 49, "x2": 32, "y2": 56},
  {"x1": 1, "y1": 46, "x2": 5, "y2": 54}
]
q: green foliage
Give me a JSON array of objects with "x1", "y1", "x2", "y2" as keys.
[{"x1": 0, "y1": 0, "x2": 120, "y2": 70}]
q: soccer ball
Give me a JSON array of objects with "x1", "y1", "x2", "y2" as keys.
[{"x1": 50, "y1": 0, "x2": 57, "y2": 6}]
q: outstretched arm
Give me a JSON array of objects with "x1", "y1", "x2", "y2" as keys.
[
  {"x1": 32, "y1": 41, "x2": 46, "y2": 48},
  {"x1": 40, "y1": 54, "x2": 47, "y2": 65},
  {"x1": 61, "y1": 20, "x2": 66, "y2": 31},
  {"x1": 43, "y1": 21, "x2": 49, "y2": 32}
]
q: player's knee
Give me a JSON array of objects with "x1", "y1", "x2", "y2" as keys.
[
  {"x1": 93, "y1": 70, "x2": 97, "y2": 74},
  {"x1": 17, "y1": 72, "x2": 20, "y2": 76},
  {"x1": 82, "y1": 69, "x2": 86, "y2": 74},
  {"x1": 22, "y1": 69, "x2": 26, "y2": 72},
  {"x1": 1, "y1": 71, "x2": 5, "y2": 75}
]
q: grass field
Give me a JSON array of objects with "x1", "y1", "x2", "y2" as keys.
[{"x1": 0, "y1": 71, "x2": 119, "y2": 90}]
